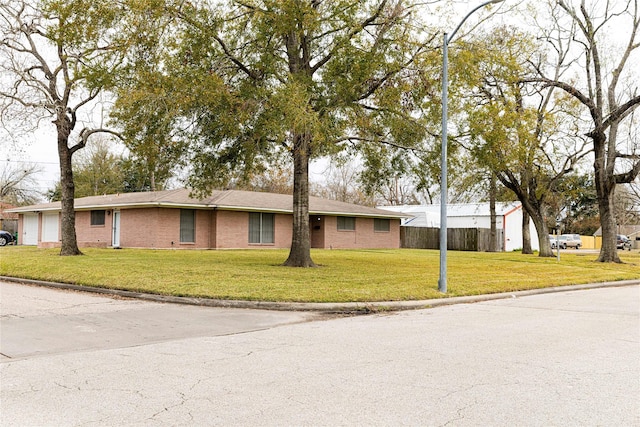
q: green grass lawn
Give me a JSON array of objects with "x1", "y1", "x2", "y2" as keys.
[{"x1": 1, "y1": 246, "x2": 638, "y2": 302}]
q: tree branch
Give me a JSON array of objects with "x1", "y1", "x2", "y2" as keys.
[
  {"x1": 174, "y1": 3, "x2": 261, "y2": 81},
  {"x1": 603, "y1": 95, "x2": 640, "y2": 129},
  {"x1": 332, "y1": 135, "x2": 425, "y2": 153},
  {"x1": 614, "y1": 159, "x2": 640, "y2": 184},
  {"x1": 70, "y1": 128, "x2": 123, "y2": 155},
  {"x1": 310, "y1": 0, "x2": 388, "y2": 75}
]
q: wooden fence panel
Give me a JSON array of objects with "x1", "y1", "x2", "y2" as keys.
[
  {"x1": 449, "y1": 228, "x2": 477, "y2": 251},
  {"x1": 477, "y1": 228, "x2": 504, "y2": 252},
  {"x1": 401, "y1": 227, "x2": 504, "y2": 252},
  {"x1": 400, "y1": 227, "x2": 440, "y2": 249}
]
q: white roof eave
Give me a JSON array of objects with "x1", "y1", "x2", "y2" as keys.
[{"x1": 9, "y1": 202, "x2": 407, "y2": 219}]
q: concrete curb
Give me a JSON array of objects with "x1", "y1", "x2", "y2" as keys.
[{"x1": 1, "y1": 276, "x2": 638, "y2": 313}]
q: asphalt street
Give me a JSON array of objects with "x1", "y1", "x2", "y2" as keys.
[
  {"x1": 1, "y1": 280, "x2": 638, "y2": 426},
  {"x1": 0, "y1": 281, "x2": 317, "y2": 359}
]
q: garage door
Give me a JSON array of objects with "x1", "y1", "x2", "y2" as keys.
[
  {"x1": 42, "y1": 213, "x2": 59, "y2": 242},
  {"x1": 23, "y1": 214, "x2": 38, "y2": 245}
]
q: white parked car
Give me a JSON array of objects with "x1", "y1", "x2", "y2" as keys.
[
  {"x1": 617, "y1": 235, "x2": 632, "y2": 251},
  {"x1": 549, "y1": 235, "x2": 565, "y2": 249},
  {"x1": 560, "y1": 234, "x2": 582, "y2": 249}
]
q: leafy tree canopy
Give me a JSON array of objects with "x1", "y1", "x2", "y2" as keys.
[{"x1": 113, "y1": 0, "x2": 440, "y2": 266}]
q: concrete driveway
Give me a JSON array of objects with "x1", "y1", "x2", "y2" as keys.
[{"x1": 1, "y1": 281, "x2": 638, "y2": 426}]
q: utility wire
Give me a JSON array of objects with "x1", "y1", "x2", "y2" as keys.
[{"x1": 1, "y1": 159, "x2": 59, "y2": 165}]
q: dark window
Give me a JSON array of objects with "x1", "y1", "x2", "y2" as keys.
[
  {"x1": 249, "y1": 212, "x2": 275, "y2": 244},
  {"x1": 180, "y1": 209, "x2": 195, "y2": 243},
  {"x1": 337, "y1": 216, "x2": 356, "y2": 231},
  {"x1": 91, "y1": 210, "x2": 106, "y2": 226},
  {"x1": 374, "y1": 218, "x2": 390, "y2": 232}
]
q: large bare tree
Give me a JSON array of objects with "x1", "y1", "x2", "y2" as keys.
[
  {"x1": 0, "y1": 1, "x2": 132, "y2": 255},
  {"x1": 535, "y1": 0, "x2": 640, "y2": 262},
  {"x1": 0, "y1": 161, "x2": 43, "y2": 205},
  {"x1": 457, "y1": 26, "x2": 591, "y2": 257}
]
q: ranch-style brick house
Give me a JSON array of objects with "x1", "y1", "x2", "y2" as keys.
[{"x1": 8, "y1": 188, "x2": 405, "y2": 250}]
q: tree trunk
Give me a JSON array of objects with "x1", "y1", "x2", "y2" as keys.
[
  {"x1": 57, "y1": 123, "x2": 82, "y2": 256},
  {"x1": 283, "y1": 131, "x2": 316, "y2": 267},
  {"x1": 527, "y1": 208, "x2": 553, "y2": 257},
  {"x1": 488, "y1": 173, "x2": 497, "y2": 252},
  {"x1": 497, "y1": 175, "x2": 554, "y2": 257},
  {"x1": 282, "y1": 27, "x2": 316, "y2": 267},
  {"x1": 594, "y1": 134, "x2": 620, "y2": 262},
  {"x1": 521, "y1": 209, "x2": 532, "y2": 254},
  {"x1": 150, "y1": 169, "x2": 156, "y2": 192},
  {"x1": 597, "y1": 192, "x2": 619, "y2": 262}
]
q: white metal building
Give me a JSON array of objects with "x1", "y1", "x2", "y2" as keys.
[{"x1": 379, "y1": 202, "x2": 540, "y2": 252}]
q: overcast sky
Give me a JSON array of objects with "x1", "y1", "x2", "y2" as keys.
[{"x1": 1, "y1": 0, "x2": 636, "y2": 199}]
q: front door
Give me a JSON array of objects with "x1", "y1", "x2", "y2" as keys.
[
  {"x1": 23, "y1": 214, "x2": 38, "y2": 245},
  {"x1": 112, "y1": 210, "x2": 121, "y2": 247},
  {"x1": 310, "y1": 215, "x2": 324, "y2": 248}
]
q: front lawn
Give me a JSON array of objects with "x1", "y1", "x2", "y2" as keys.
[{"x1": 0, "y1": 247, "x2": 638, "y2": 302}]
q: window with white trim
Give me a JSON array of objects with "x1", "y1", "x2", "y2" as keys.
[
  {"x1": 180, "y1": 209, "x2": 195, "y2": 243},
  {"x1": 91, "y1": 210, "x2": 106, "y2": 226},
  {"x1": 249, "y1": 212, "x2": 275, "y2": 244},
  {"x1": 337, "y1": 216, "x2": 356, "y2": 231},
  {"x1": 374, "y1": 218, "x2": 390, "y2": 232}
]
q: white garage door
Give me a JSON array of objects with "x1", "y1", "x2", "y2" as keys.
[
  {"x1": 23, "y1": 214, "x2": 38, "y2": 245},
  {"x1": 42, "y1": 213, "x2": 59, "y2": 242}
]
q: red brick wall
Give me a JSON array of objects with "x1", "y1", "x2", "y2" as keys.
[
  {"x1": 215, "y1": 210, "x2": 247, "y2": 248},
  {"x1": 154, "y1": 208, "x2": 178, "y2": 248},
  {"x1": 319, "y1": 216, "x2": 400, "y2": 249},
  {"x1": 25, "y1": 207, "x2": 399, "y2": 250},
  {"x1": 75, "y1": 210, "x2": 113, "y2": 247},
  {"x1": 274, "y1": 214, "x2": 293, "y2": 248},
  {"x1": 119, "y1": 208, "x2": 159, "y2": 248},
  {"x1": 215, "y1": 210, "x2": 293, "y2": 249},
  {"x1": 195, "y1": 210, "x2": 213, "y2": 248},
  {"x1": 118, "y1": 208, "x2": 216, "y2": 249},
  {"x1": 209, "y1": 210, "x2": 217, "y2": 248}
]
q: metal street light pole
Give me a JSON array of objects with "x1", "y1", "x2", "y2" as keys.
[{"x1": 439, "y1": 0, "x2": 505, "y2": 294}]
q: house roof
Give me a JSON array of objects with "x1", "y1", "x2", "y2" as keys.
[
  {"x1": 593, "y1": 225, "x2": 640, "y2": 237},
  {"x1": 7, "y1": 188, "x2": 406, "y2": 219},
  {"x1": 0, "y1": 202, "x2": 19, "y2": 220}
]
